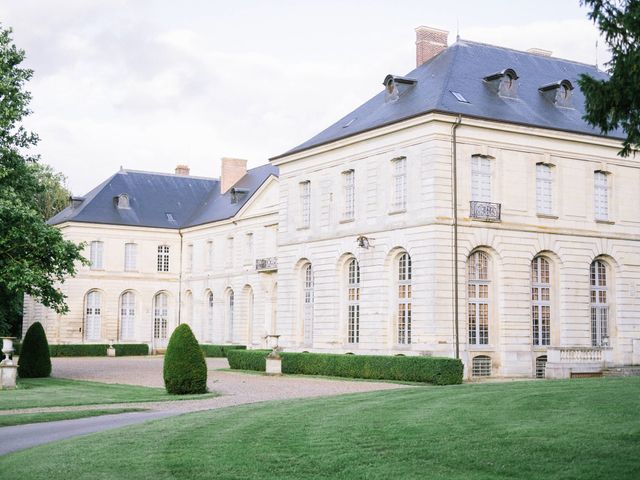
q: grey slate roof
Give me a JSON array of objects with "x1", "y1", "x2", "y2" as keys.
[
  {"x1": 274, "y1": 39, "x2": 623, "y2": 159},
  {"x1": 49, "y1": 164, "x2": 278, "y2": 229}
]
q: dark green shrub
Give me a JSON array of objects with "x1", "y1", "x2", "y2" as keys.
[
  {"x1": 163, "y1": 324, "x2": 208, "y2": 394},
  {"x1": 200, "y1": 344, "x2": 247, "y2": 358},
  {"x1": 50, "y1": 344, "x2": 108, "y2": 357},
  {"x1": 17, "y1": 322, "x2": 51, "y2": 378},
  {"x1": 114, "y1": 344, "x2": 149, "y2": 356},
  {"x1": 227, "y1": 349, "x2": 270, "y2": 371}
]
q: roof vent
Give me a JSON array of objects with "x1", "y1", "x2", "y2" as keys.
[
  {"x1": 383, "y1": 75, "x2": 417, "y2": 103},
  {"x1": 69, "y1": 196, "x2": 85, "y2": 209},
  {"x1": 175, "y1": 164, "x2": 190, "y2": 176},
  {"x1": 230, "y1": 187, "x2": 250, "y2": 204},
  {"x1": 484, "y1": 68, "x2": 519, "y2": 98},
  {"x1": 539, "y1": 80, "x2": 574, "y2": 108},
  {"x1": 527, "y1": 48, "x2": 552, "y2": 57},
  {"x1": 114, "y1": 193, "x2": 130, "y2": 209}
]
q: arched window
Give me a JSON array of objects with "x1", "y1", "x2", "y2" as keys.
[
  {"x1": 347, "y1": 258, "x2": 360, "y2": 344},
  {"x1": 120, "y1": 291, "x2": 135, "y2": 340},
  {"x1": 153, "y1": 292, "x2": 168, "y2": 343},
  {"x1": 207, "y1": 291, "x2": 214, "y2": 342},
  {"x1": 590, "y1": 260, "x2": 609, "y2": 346},
  {"x1": 303, "y1": 263, "x2": 314, "y2": 346},
  {"x1": 468, "y1": 251, "x2": 489, "y2": 345},
  {"x1": 531, "y1": 257, "x2": 551, "y2": 346},
  {"x1": 85, "y1": 291, "x2": 101, "y2": 341},
  {"x1": 397, "y1": 253, "x2": 412, "y2": 344},
  {"x1": 227, "y1": 289, "x2": 235, "y2": 342},
  {"x1": 472, "y1": 355, "x2": 491, "y2": 377}
]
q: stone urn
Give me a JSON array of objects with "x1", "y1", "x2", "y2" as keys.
[{"x1": 0, "y1": 337, "x2": 17, "y2": 390}]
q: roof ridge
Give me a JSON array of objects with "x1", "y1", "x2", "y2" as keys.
[{"x1": 121, "y1": 169, "x2": 218, "y2": 182}]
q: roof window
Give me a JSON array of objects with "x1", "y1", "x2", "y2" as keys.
[
  {"x1": 483, "y1": 68, "x2": 518, "y2": 98},
  {"x1": 69, "y1": 196, "x2": 85, "y2": 209},
  {"x1": 230, "y1": 187, "x2": 250, "y2": 204},
  {"x1": 450, "y1": 91, "x2": 469, "y2": 103},
  {"x1": 114, "y1": 193, "x2": 130, "y2": 209},
  {"x1": 165, "y1": 212, "x2": 175, "y2": 222},
  {"x1": 538, "y1": 79, "x2": 574, "y2": 108},
  {"x1": 383, "y1": 74, "x2": 417, "y2": 104}
]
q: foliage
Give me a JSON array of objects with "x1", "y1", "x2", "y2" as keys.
[
  {"x1": 200, "y1": 344, "x2": 246, "y2": 358},
  {"x1": 17, "y1": 321, "x2": 51, "y2": 378},
  {"x1": 29, "y1": 162, "x2": 72, "y2": 220},
  {"x1": 163, "y1": 324, "x2": 208, "y2": 394},
  {"x1": 0, "y1": 25, "x2": 87, "y2": 336},
  {"x1": 579, "y1": 0, "x2": 640, "y2": 157},
  {"x1": 226, "y1": 349, "x2": 270, "y2": 371},
  {"x1": 114, "y1": 344, "x2": 149, "y2": 356},
  {"x1": 47, "y1": 343, "x2": 149, "y2": 357}
]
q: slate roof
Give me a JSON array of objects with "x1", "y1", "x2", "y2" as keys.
[
  {"x1": 274, "y1": 39, "x2": 623, "y2": 159},
  {"x1": 49, "y1": 164, "x2": 278, "y2": 229}
]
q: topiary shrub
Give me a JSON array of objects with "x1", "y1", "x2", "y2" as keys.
[
  {"x1": 163, "y1": 324, "x2": 208, "y2": 394},
  {"x1": 17, "y1": 322, "x2": 52, "y2": 378}
]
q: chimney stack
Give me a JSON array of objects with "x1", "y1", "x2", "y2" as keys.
[
  {"x1": 415, "y1": 26, "x2": 449, "y2": 67},
  {"x1": 220, "y1": 157, "x2": 248, "y2": 194},
  {"x1": 175, "y1": 164, "x2": 190, "y2": 175}
]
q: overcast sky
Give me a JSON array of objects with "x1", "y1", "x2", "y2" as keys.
[{"x1": 1, "y1": 0, "x2": 609, "y2": 194}]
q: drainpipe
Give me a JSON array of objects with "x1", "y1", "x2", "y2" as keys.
[
  {"x1": 178, "y1": 230, "x2": 183, "y2": 325},
  {"x1": 451, "y1": 115, "x2": 462, "y2": 359}
]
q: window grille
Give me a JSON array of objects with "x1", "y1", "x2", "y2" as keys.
[
  {"x1": 343, "y1": 170, "x2": 355, "y2": 220},
  {"x1": 472, "y1": 355, "x2": 491, "y2": 377},
  {"x1": 124, "y1": 243, "x2": 137, "y2": 271},
  {"x1": 594, "y1": 172, "x2": 609, "y2": 220},
  {"x1": 120, "y1": 291, "x2": 135, "y2": 340},
  {"x1": 85, "y1": 291, "x2": 101, "y2": 340},
  {"x1": 227, "y1": 290, "x2": 235, "y2": 342},
  {"x1": 347, "y1": 258, "x2": 360, "y2": 343},
  {"x1": 531, "y1": 257, "x2": 551, "y2": 346},
  {"x1": 468, "y1": 251, "x2": 490, "y2": 345},
  {"x1": 153, "y1": 292, "x2": 168, "y2": 340},
  {"x1": 207, "y1": 292, "x2": 214, "y2": 342},
  {"x1": 536, "y1": 164, "x2": 553, "y2": 214},
  {"x1": 590, "y1": 260, "x2": 609, "y2": 346},
  {"x1": 186, "y1": 244, "x2": 194, "y2": 272},
  {"x1": 303, "y1": 264, "x2": 314, "y2": 345},
  {"x1": 391, "y1": 157, "x2": 407, "y2": 210},
  {"x1": 397, "y1": 253, "x2": 412, "y2": 344},
  {"x1": 536, "y1": 355, "x2": 548, "y2": 379},
  {"x1": 157, "y1": 245, "x2": 170, "y2": 272},
  {"x1": 90, "y1": 241, "x2": 104, "y2": 270},
  {"x1": 300, "y1": 181, "x2": 311, "y2": 228},
  {"x1": 471, "y1": 157, "x2": 491, "y2": 202}
]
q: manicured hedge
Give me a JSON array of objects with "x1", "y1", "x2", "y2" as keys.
[
  {"x1": 200, "y1": 344, "x2": 247, "y2": 358},
  {"x1": 227, "y1": 349, "x2": 271, "y2": 372},
  {"x1": 17, "y1": 322, "x2": 51, "y2": 378},
  {"x1": 114, "y1": 344, "x2": 149, "y2": 356},
  {"x1": 227, "y1": 350, "x2": 464, "y2": 385},
  {"x1": 163, "y1": 324, "x2": 208, "y2": 394},
  {"x1": 47, "y1": 344, "x2": 150, "y2": 357}
]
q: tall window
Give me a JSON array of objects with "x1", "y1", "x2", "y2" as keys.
[
  {"x1": 397, "y1": 253, "x2": 412, "y2": 344},
  {"x1": 303, "y1": 263, "x2": 314, "y2": 345},
  {"x1": 342, "y1": 170, "x2": 355, "y2": 220},
  {"x1": 207, "y1": 291, "x2": 214, "y2": 341},
  {"x1": 590, "y1": 260, "x2": 609, "y2": 346},
  {"x1": 226, "y1": 237, "x2": 234, "y2": 268},
  {"x1": 157, "y1": 245, "x2": 170, "y2": 272},
  {"x1": 471, "y1": 156, "x2": 491, "y2": 202},
  {"x1": 245, "y1": 233, "x2": 254, "y2": 264},
  {"x1": 536, "y1": 163, "x2": 553, "y2": 215},
  {"x1": 124, "y1": 243, "x2": 137, "y2": 271},
  {"x1": 206, "y1": 240, "x2": 214, "y2": 270},
  {"x1": 594, "y1": 172, "x2": 609, "y2": 220},
  {"x1": 120, "y1": 291, "x2": 135, "y2": 340},
  {"x1": 85, "y1": 290, "x2": 101, "y2": 340},
  {"x1": 531, "y1": 257, "x2": 551, "y2": 346},
  {"x1": 90, "y1": 241, "x2": 104, "y2": 270},
  {"x1": 186, "y1": 244, "x2": 194, "y2": 272},
  {"x1": 227, "y1": 289, "x2": 235, "y2": 342},
  {"x1": 153, "y1": 292, "x2": 168, "y2": 342},
  {"x1": 468, "y1": 251, "x2": 489, "y2": 345},
  {"x1": 347, "y1": 258, "x2": 360, "y2": 343},
  {"x1": 391, "y1": 157, "x2": 407, "y2": 211},
  {"x1": 300, "y1": 181, "x2": 311, "y2": 228}
]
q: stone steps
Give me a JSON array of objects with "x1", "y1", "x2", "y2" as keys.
[{"x1": 602, "y1": 366, "x2": 640, "y2": 377}]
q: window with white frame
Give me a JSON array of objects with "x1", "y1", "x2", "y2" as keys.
[
  {"x1": 245, "y1": 233, "x2": 254, "y2": 264},
  {"x1": 594, "y1": 171, "x2": 609, "y2": 221},
  {"x1": 531, "y1": 257, "x2": 551, "y2": 346},
  {"x1": 85, "y1": 290, "x2": 101, "y2": 340},
  {"x1": 391, "y1": 157, "x2": 407, "y2": 211},
  {"x1": 536, "y1": 163, "x2": 553, "y2": 215},
  {"x1": 153, "y1": 292, "x2": 168, "y2": 341},
  {"x1": 397, "y1": 252, "x2": 412, "y2": 344},
  {"x1": 186, "y1": 244, "x2": 194, "y2": 272},
  {"x1": 472, "y1": 355, "x2": 492, "y2": 377},
  {"x1": 468, "y1": 251, "x2": 490, "y2": 345},
  {"x1": 347, "y1": 258, "x2": 360, "y2": 343},
  {"x1": 90, "y1": 241, "x2": 104, "y2": 270},
  {"x1": 207, "y1": 291, "x2": 214, "y2": 341},
  {"x1": 535, "y1": 355, "x2": 547, "y2": 379},
  {"x1": 124, "y1": 243, "x2": 137, "y2": 271},
  {"x1": 120, "y1": 291, "x2": 135, "y2": 340},
  {"x1": 590, "y1": 260, "x2": 609, "y2": 346},
  {"x1": 342, "y1": 170, "x2": 355, "y2": 220},
  {"x1": 471, "y1": 156, "x2": 491, "y2": 202},
  {"x1": 300, "y1": 181, "x2": 311, "y2": 228},
  {"x1": 227, "y1": 289, "x2": 235, "y2": 342},
  {"x1": 226, "y1": 237, "x2": 234, "y2": 268},
  {"x1": 206, "y1": 240, "x2": 214, "y2": 270},
  {"x1": 303, "y1": 263, "x2": 314, "y2": 345},
  {"x1": 157, "y1": 245, "x2": 170, "y2": 272}
]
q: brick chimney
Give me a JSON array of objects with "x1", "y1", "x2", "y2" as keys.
[
  {"x1": 175, "y1": 164, "x2": 190, "y2": 175},
  {"x1": 220, "y1": 157, "x2": 248, "y2": 194},
  {"x1": 415, "y1": 26, "x2": 449, "y2": 67}
]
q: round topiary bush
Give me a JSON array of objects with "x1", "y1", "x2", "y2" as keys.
[
  {"x1": 17, "y1": 321, "x2": 52, "y2": 378},
  {"x1": 163, "y1": 323, "x2": 208, "y2": 394}
]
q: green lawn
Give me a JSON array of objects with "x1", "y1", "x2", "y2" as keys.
[
  {"x1": 0, "y1": 408, "x2": 147, "y2": 427},
  {"x1": 1, "y1": 377, "x2": 638, "y2": 479},
  {"x1": 0, "y1": 378, "x2": 217, "y2": 410}
]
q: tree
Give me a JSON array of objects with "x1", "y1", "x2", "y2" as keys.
[
  {"x1": 0, "y1": 24, "x2": 87, "y2": 336},
  {"x1": 17, "y1": 321, "x2": 51, "y2": 378},
  {"x1": 579, "y1": 0, "x2": 640, "y2": 157},
  {"x1": 163, "y1": 324, "x2": 208, "y2": 394},
  {"x1": 30, "y1": 163, "x2": 72, "y2": 221}
]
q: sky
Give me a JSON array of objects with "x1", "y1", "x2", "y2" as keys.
[{"x1": 1, "y1": 0, "x2": 610, "y2": 194}]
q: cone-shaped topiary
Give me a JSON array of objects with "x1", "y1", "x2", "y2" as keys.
[
  {"x1": 163, "y1": 323, "x2": 208, "y2": 394},
  {"x1": 17, "y1": 322, "x2": 52, "y2": 378}
]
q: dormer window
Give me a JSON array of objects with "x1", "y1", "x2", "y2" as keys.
[
  {"x1": 538, "y1": 79, "x2": 574, "y2": 108},
  {"x1": 230, "y1": 187, "x2": 249, "y2": 204},
  {"x1": 115, "y1": 193, "x2": 130, "y2": 209},
  {"x1": 383, "y1": 74, "x2": 417, "y2": 104},
  {"x1": 69, "y1": 196, "x2": 85, "y2": 209},
  {"x1": 483, "y1": 68, "x2": 518, "y2": 98}
]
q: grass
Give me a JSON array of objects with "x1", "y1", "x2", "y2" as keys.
[
  {"x1": 0, "y1": 377, "x2": 638, "y2": 479},
  {"x1": 0, "y1": 408, "x2": 147, "y2": 427},
  {"x1": 0, "y1": 378, "x2": 218, "y2": 410}
]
